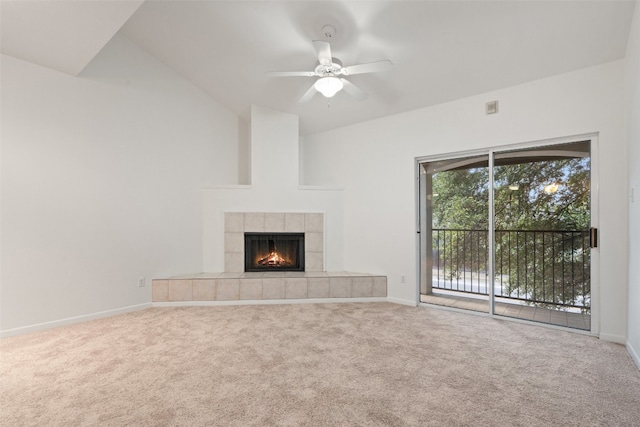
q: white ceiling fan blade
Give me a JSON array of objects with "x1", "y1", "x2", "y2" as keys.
[
  {"x1": 342, "y1": 60, "x2": 393, "y2": 76},
  {"x1": 298, "y1": 83, "x2": 317, "y2": 103},
  {"x1": 340, "y1": 78, "x2": 368, "y2": 101},
  {"x1": 265, "y1": 71, "x2": 316, "y2": 77},
  {"x1": 312, "y1": 40, "x2": 332, "y2": 66}
]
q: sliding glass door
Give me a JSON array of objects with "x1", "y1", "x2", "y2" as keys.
[{"x1": 418, "y1": 139, "x2": 593, "y2": 331}]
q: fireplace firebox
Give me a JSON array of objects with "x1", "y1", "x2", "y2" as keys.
[{"x1": 244, "y1": 233, "x2": 305, "y2": 272}]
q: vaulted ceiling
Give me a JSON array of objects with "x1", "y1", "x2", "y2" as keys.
[{"x1": 1, "y1": 1, "x2": 636, "y2": 135}]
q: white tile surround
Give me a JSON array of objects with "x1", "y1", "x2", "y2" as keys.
[
  {"x1": 224, "y1": 212, "x2": 324, "y2": 273},
  {"x1": 152, "y1": 212, "x2": 387, "y2": 303}
]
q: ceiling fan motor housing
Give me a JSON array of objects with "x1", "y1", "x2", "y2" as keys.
[{"x1": 315, "y1": 58, "x2": 343, "y2": 77}]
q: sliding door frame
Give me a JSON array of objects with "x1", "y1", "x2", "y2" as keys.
[{"x1": 415, "y1": 133, "x2": 599, "y2": 334}]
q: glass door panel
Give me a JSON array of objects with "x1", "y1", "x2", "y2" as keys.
[
  {"x1": 492, "y1": 141, "x2": 591, "y2": 330},
  {"x1": 419, "y1": 154, "x2": 490, "y2": 314}
]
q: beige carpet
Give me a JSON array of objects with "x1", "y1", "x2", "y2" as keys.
[{"x1": 1, "y1": 303, "x2": 639, "y2": 426}]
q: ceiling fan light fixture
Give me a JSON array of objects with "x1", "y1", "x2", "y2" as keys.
[{"x1": 314, "y1": 76, "x2": 343, "y2": 98}]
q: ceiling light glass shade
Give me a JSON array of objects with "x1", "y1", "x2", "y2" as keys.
[{"x1": 314, "y1": 77, "x2": 343, "y2": 98}]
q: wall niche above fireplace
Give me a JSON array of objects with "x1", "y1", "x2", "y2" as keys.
[{"x1": 244, "y1": 233, "x2": 305, "y2": 272}]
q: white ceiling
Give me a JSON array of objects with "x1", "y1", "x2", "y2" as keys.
[
  {"x1": 1, "y1": 1, "x2": 636, "y2": 135},
  {"x1": 0, "y1": 0, "x2": 143, "y2": 76}
]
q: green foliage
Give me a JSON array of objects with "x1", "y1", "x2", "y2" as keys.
[
  {"x1": 432, "y1": 167, "x2": 489, "y2": 230},
  {"x1": 493, "y1": 158, "x2": 590, "y2": 231},
  {"x1": 429, "y1": 157, "x2": 590, "y2": 309}
]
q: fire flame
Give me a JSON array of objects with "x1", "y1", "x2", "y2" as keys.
[{"x1": 257, "y1": 251, "x2": 289, "y2": 266}]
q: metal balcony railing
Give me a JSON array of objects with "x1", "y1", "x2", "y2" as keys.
[{"x1": 431, "y1": 228, "x2": 590, "y2": 309}]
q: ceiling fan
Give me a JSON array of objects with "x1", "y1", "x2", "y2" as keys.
[{"x1": 265, "y1": 39, "x2": 393, "y2": 102}]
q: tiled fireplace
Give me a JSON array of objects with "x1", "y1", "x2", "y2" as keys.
[
  {"x1": 224, "y1": 212, "x2": 324, "y2": 273},
  {"x1": 151, "y1": 211, "x2": 387, "y2": 303},
  {"x1": 152, "y1": 107, "x2": 387, "y2": 304}
]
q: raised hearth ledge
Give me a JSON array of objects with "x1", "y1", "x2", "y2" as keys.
[{"x1": 152, "y1": 272, "x2": 387, "y2": 304}]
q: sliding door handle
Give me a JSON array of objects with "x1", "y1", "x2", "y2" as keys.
[{"x1": 590, "y1": 227, "x2": 598, "y2": 248}]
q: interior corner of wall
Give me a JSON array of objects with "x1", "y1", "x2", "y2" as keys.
[{"x1": 627, "y1": 340, "x2": 640, "y2": 369}]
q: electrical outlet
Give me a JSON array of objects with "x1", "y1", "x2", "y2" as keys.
[
  {"x1": 138, "y1": 276, "x2": 146, "y2": 287},
  {"x1": 401, "y1": 275, "x2": 406, "y2": 283}
]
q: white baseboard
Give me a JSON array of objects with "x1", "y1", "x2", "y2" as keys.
[
  {"x1": 387, "y1": 297, "x2": 418, "y2": 307},
  {"x1": 0, "y1": 303, "x2": 152, "y2": 338},
  {"x1": 627, "y1": 341, "x2": 640, "y2": 370},
  {"x1": 153, "y1": 297, "x2": 388, "y2": 308},
  {"x1": 599, "y1": 333, "x2": 627, "y2": 345}
]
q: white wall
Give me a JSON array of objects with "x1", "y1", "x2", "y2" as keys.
[
  {"x1": 251, "y1": 105, "x2": 299, "y2": 188},
  {"x1": 1, "y1": 34, "x2": 241, "y2": 334},
  {"x1": 303, "y1": 61, "x2": 628, "y2": 342},
  {"x1": 625, "y1": 0, "x2": 640, "y2": 368}
]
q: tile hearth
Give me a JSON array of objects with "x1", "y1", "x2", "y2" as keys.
[{"x1": 152, "y1": 272, "x2": 387, "y2": 303}]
